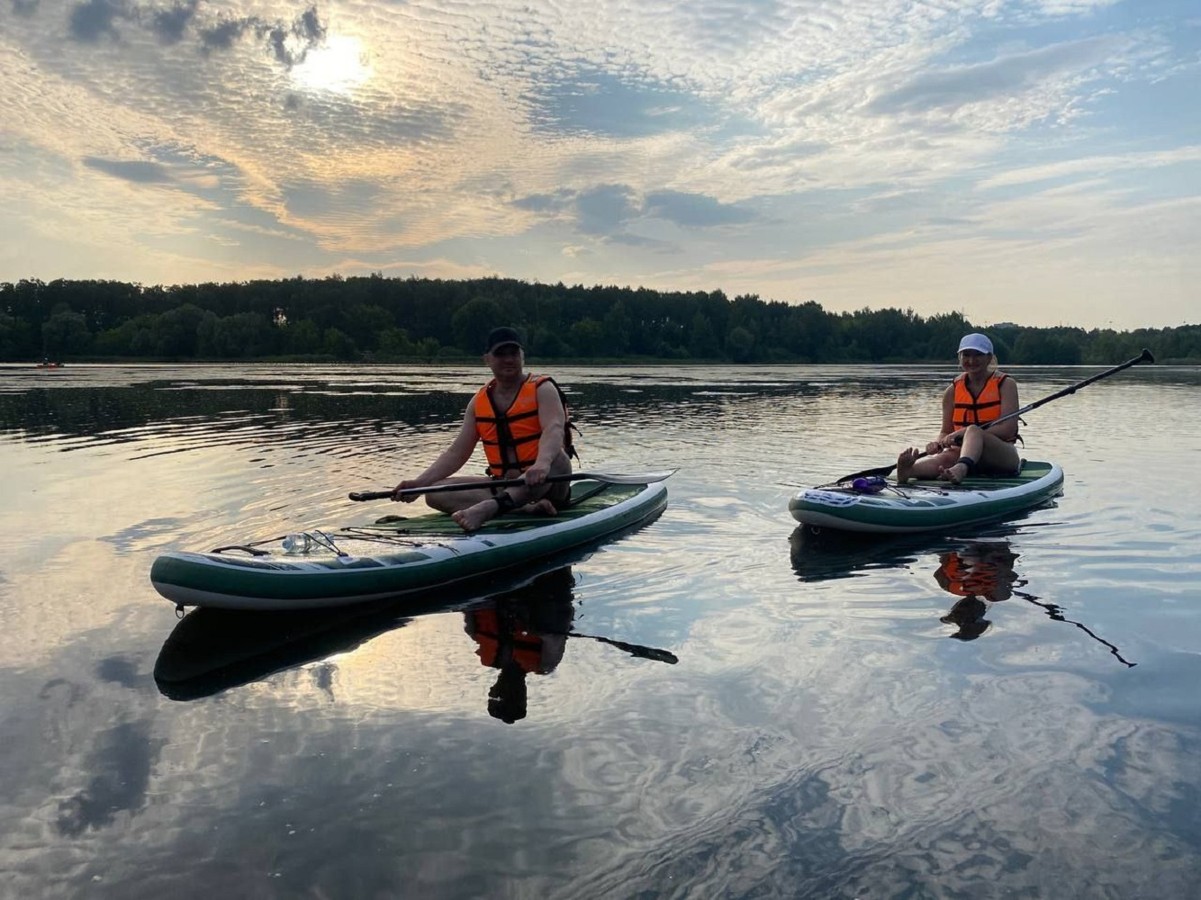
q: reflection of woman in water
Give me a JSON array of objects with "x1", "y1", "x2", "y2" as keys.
[
  {"x1": 934, "y1": 542, "x2": 1021, "y2": 641},
  {"x1": 463, "y1": 567, "x2": 576, "y2": 723},
  {"x1": 932, "y1": 542, "x2": 1136, "y2": 666}
]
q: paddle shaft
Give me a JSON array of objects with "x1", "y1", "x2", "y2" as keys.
[
  {"x1": 349, "y1": 470, "x2": 673, "y2": 502},
  {"x1": 1015, "y1": 590, "x2": 1135, "y2": 668},
  {"x1": 983, "y1": 347, "x2": 1154, "y2": 432},
  {"x1": 839, "y1": 348, "x2": 1155, "y2": 483}
]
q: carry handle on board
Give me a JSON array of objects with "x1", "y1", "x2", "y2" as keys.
[
  {"x1": 836, "y1": 348, "x2": 1155, "y2": 484},
  {"x1": 349, "y1": 470, "x2": 677, "y2": 502}
]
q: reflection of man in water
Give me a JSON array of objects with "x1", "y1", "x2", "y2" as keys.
[
  {"x1": 934, "y1": 543, "x2": 1021, "y2": 641},
  {"x1": 463, "y1": 569, "x2": 575, "y2": 723}
]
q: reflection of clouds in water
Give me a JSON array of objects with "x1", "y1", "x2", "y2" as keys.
[
  {"x1": 56, "y1": 721, "x2": 163, "y2": 837},
  {"x1": 1, "y1": 583, "x2": 1197, "y2": 895},
  {"x1": 2, "y1": 669, "x2": 167, "y2": 891},
  {"x1": 10, "y1": 664, "x2": 1197, "y2": 896},
  {"x1": 559, "y1": 668, "x2": 1201, "y2": 897},
  {"x1": 96, "y1": 655, "x2": 146, "y2": 689}
]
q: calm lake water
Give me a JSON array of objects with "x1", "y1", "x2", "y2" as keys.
[{"x1": 1, "y1": 360, "x2": 1199, "y2": 899}]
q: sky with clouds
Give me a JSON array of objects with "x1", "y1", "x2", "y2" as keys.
[{"x1": 2, "y1": 0, "x2": 1198, "y2": 328}]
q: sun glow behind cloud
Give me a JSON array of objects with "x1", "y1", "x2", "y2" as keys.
[{"x1": 290, "y1": 34, "x2": 372, "y2": 95}]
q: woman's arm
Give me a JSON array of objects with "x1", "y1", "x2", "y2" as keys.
[
  {"x1": 926, "y1": 385, "x2": 957, "y2": 453},
  {"x1": 987, "y1": 377, "x2": 1020, "y2": 443}
]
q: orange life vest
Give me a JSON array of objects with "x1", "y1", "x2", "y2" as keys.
[
  {"x1": 466, "y1": 608, "x2": 549, "y2": 674},
  {"x1": 937, "y1": 552, "x2": 993, "y2": 598},
  {"x1": 473, "y1": 374, "x2": 576, "y2": 477},
  {"x1": 936, "y1": 549, "x2": 1018, "y2": 601},
  {"x1": 952, "y1": 373, "x2": 1016, "y2": 441}
]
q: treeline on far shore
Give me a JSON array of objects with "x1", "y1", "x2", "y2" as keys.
[{"x1": 3, "y1": 275, "x2": 1198, "y2": 365}]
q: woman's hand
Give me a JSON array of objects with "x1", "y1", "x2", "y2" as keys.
[{"x1": 937, "y1": 430, "x2": 964, "y2": 450}]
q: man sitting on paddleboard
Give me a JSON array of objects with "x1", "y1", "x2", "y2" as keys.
[
  {"x1": 896, "y1": 332, "x2": 1021, "y2": 484},
  {"x1": 391, "y1": 326, "x2": 577, "y2": 531}
]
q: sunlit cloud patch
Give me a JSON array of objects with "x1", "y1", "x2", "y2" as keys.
[{"x1": 0, "y1": 0, "x2": 1197, "y2": 326}]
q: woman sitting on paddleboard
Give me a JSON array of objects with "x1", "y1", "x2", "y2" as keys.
[{"x1": 897, "y1": 333, "x2": 1021, "y2": 484}]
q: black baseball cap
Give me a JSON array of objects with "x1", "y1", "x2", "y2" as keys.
[{"x1": 484, "y1": 327, "x2": 523, "y2": 353}]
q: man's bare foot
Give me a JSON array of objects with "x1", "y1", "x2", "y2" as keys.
[
  {"x1": 940, "y1": 461, "x2": 969, "y2": 484},
  {"x1": 521, "y1": 498, "x2": 558, "y2": 517},
  {"x1": 896, "y1": 447, "x2": 922, "y2": 483},
  {"x1": 452, "y1": 498, "x2": 499, "y2": 532}
]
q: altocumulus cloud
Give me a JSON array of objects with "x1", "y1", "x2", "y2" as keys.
[
  {"x1": 68, "y1": 0, "x2": 124, "y2": 42},
  {"x1": 83, "y1": 157, "x2": 173, "y2": 184},
  {"x1": 515, "y1": 185, "x2": 753, "y2": 232},
  {"x1": 198, "y1": 6, "x2": 325, "y2": 65},
  {"x1": 511, "y1": 185, "x2": 639, "y2": 235},
  {"x1": 56, "y1": 0, "x2": 326, "y2": 65},
  {"x1": 145, "y1": 0, "x2": 198, "y2": 44},
  {"x1": 871, "y1": 35, "x2": 1125, "y2": 115},
  {"x1": 644, "y1": 190, "x2": 754, "y2": 227},
  {"x1": 527, "y1": 65, "x2": 713, "y2": 139}
]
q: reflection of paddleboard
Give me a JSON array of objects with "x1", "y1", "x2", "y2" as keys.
[
  {"x1": 153, "y1": 563, "x2": 580, "y2": 701},
  {"x1": 789, "y1": 526, "x2": 932, "y2": 582},
  {"x1": 789, "y1": 461, "x2": 1063, "y2": 534},
  {"x1": 153, "y1": 604, "x2": 415, "y2": 700},
  {"x1": 151, "y1": 480, "x2": 667, "y2": 611}
]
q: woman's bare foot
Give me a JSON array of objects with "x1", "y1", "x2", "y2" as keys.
[
  {"x1": 452, "y1": 498, "x2": 499, "y2": 532},
  {"x1": 896, "y1": 447, "x2": 923, "y2": 483},
  {"x1": 940, "y1": 461, "x2": 969, "y2": 484}
]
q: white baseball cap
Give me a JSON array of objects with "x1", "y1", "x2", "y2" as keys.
[{"x1": 958, "y1": 333, "x2": 993, "y2": 355}]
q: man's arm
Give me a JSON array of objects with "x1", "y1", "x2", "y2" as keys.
[
  {"x1": 522, "y1": 381, "x2": 567, "y2": 486},
  {"x1": 394, "y1": 402, "x2": 480, "y2": 495}
]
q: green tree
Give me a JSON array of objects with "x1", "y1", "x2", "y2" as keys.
[
  {"x1": 726, "y1": 325, "x2": 755, "y2": 362},
  {"x1": 151, "y1": 303, "x2": 205, "y2": 357},
  {"x1": 285, "y1": 319, "x2": 323, "y2": 355},
  {"x1": 1011, "y1": 331, "x2": 1081, "y2": 364},
  {"x1": 451, "y1": 297, "x2": 504, "y2": 352},
  {"x1": 415, "y1": 337, "x2": 442, "y2": 360},
  {"x1": 343, "y1": 304, "x2": 394, "y2": 352},
  {"x1": 377, "y1": 327, "x2": 415, "y2": 358},
  {"x1": 42, "y1": 308, "x2": 92, "y2": 357},
  {"x1": 529, "y1": 327, "x2": 568, "y2": 357},
  {"x1": 568, "y1": 319, "x2": 605, "y2": 357},
  {"x1": 688, "y1": 312, "x2": 720, "y2": 358},
  {"x1": 602, "y1": 301, "x2": 632, "y2": 354},
  {"x1": 322, "y1": 327, "x2": 358, "y2": 360},
  {"x1": 196, "y1": 312, "x2": 277, "y2": 358},
  {"x1": 0, "y1": 312, "x2": 32, "y2": 360}
]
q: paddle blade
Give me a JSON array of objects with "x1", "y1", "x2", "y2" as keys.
[
  {"x1": 593, "y1": 469, "x2": 677, "y2": 484},
  {"x1": 586, "y1": 634, "x2": 679, "y2": 664},
  {"x1": 836, "y1": 462, "x2": 898, "y2": 485}
]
